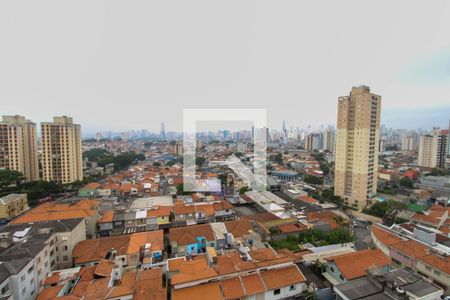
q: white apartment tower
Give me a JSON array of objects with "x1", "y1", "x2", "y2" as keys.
[
  {"x1": 334, "y1": 86, "x2": 381, "y2": 210},
  {"x1": 41, "y1": 116, "x2": 83, "y2": 184},
  {"x1": 418, "y1": 130, "x2": 448, "y2": 169}
]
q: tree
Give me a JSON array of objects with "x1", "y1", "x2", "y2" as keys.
[
  {"x1": 239, "y1": 186, "x2": 250, "y2": 195},
  {"x1": 218, "y1": 174, "x2": 228, "y2": 186},
  {"x1": 399, "y1": 176, "x2": 414, "y2": 189},
  {"x1": 0, "y1": 169, "x2": 24, "y2": 188},
  {"x1": 303, "y1": 175, "x2": 323, "y2": 185},
  {"x1": 195, "y1": 157, "x2": 206, "y2": 167}
]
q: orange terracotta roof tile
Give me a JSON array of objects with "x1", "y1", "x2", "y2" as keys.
[
  {"x1": 10, "y1": 199, "x2": 99, "y2": 224},
  {"x1": 278, "y1": 223, "x2": 307, "y2": 234},
  {"x1": 169, "y1": 224, "x2": 214, "y2": 246},
  {"x1": 94, "y1": 259, "x2": 114, "y2": 277},
  {"x1": 325, "y1": 249, "x2": 391, "y2": 280},
  {"x1": 419, "y1": 253, "x2": 450, "y2": 274},
  {"x1": 147, "y1": 206, "x2": 171, "y2": 218},
  {"x1": 224, "y1": 219, "x2": 252, "y2": 238},
  {"x1": 172, "y1": 282, "x2": 223, "y2": 300},
  {"x1": 173, "y1": 201, "x2": 196, "y2": 215},
  {"x1": 73, "y1": 230, "x2": 163, "y2": 264},
  {"x1": 241, "y1": 273, "x2": 266, "y2": 295},
  {"x1": 221, "y1": 277, "x2": 245, "y2": 300},
  {"x1": 371, "y1": 225, "x2": 404, "y2": 246},
  {"x1": 98, "y1": 210, "x2": 114, "y2": 223},
  {"x1": 260, "y1": 265, "x2": 305, "y2": 290},
  {"x1": 37, "y1": 285, "x2": 64, "y2": 300},
  {"x1": 171, "y1": 256, "x2": 218, "y2": 285},
  {"x1": 389, "y1": 240, "x2": 428, "y2": 259}
]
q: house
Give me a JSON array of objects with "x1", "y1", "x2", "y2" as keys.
[
  {"x1": 97, "y1": 210, "x2": 114, "y2": 237},
  {"x1": 9, "y1": 199, "x2": 100, "y2": 238},
  {"x1": 36, "y1": 262, "x2": 166, "y2": 300},
  {"x1": 72, "y1": 230, "x2": 164, "y2": 267},
  {"x1": 323, "y1": 249, "x2": 391, "y2": 285},
  {"x1": 334, "y1": 268, "x2": 443, "y2": 300},
  {"x1": 371, "y1": 223, "x2": 450, "y2": 294},
  {"x1": 169, "y1": 224, "x2": 215, "y2": 257},
  {"x1": 168, "y1": 247, "x2": 307, "y2": 300},
  {"x1": 77, "y1": 182, "x2": 101, "y2": 198},
  {"x1": 146, "y1": 206, "x2": 171, "y2": 230},
  {"x1": 0, "y1": 194, "x2": 29, "y2": 222}
]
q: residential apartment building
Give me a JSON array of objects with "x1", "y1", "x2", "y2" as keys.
[
  {"x1": 41, "y1": 116, "x2": 83, "y2": 184},
  {"x1": 323, "y1": 128, "x2": 335, "y2": 152},
  {"x1": 334, "y1": 86, "x2": 381, "y2": 210},
  {"x1": 0, "y1": 193, "x2": 29, "y2": 222},
  {"x1": 418, "y1": 130, "x2": 449, "y2": 169},
  {"x1": 0, "y1": 218, "x2": 85, "y2": 298},
  {"x1": 0, "y1": 115, "x2": 39, "y2": 181}
]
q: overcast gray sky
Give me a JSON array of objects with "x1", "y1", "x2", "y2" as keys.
[{"x1": 1, "y1": 1, "x2": 449, "y2": 135}]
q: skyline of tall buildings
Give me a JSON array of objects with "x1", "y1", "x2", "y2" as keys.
[{"x1": 334, "y1": 86, "x2": 381, "y2": 210}]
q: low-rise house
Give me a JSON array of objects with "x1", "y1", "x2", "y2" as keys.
[
  {"x1": 0, "y1": 194, "x2": 29, "y2": 222},
  {"x1": 372, "y1": 223, "x2": 450, "y2": 294},
  {"x1": 9, "y1": 199, "x2": 100, "y2": 238},
  {"x1": 72, "y1": 230, "x2": 164, "y2": 268},
  {"x1": 169, "y1": 224, "x2": 215, "y2": 257},
  {"x1": 323, "y1": 249, "x2": 391, "y2": 285},
  {"x1": 36, "y1": 261, "x2": 166, "y2": 300},
  {"x1": 334, "y1": 268, "x2": 443, "y2": 300},
  {"x1": 169, "y1": 220, "x2": 256, "y2": 257},
  {"x1": 77, "y1": 182, "x2": 101, "y2": 198},
  {"x1": 97, "y1": 210, "x2": 114, "y2": 237},
  {"x1": 168, "y1": 247, "x2": 307, "y2": 300},
  {"x1": 146, "y1": 206, "x2": 171, "y2": 230}
]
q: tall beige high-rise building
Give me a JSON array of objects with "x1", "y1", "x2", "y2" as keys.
[
  {"x1": 334, "y1": 86, "x2": 381, "y2": 210},
  {"x1": 41, "y1": 116, "x2": 83, "y2": 184},
  {"x1": 0, "y1": 115, "x2": 39, "y2": 181},
  {"x1": 418, "y1": 130, "x2": 448, "y2": 169}
]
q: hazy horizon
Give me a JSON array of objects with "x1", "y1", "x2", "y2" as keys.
[{"x1": 1, "y1": 1, "x2": 450, "y2": 134}]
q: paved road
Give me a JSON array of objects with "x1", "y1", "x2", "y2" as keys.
[{"x1": 352, "y1": 219, "x2": 371, "y2": 250}]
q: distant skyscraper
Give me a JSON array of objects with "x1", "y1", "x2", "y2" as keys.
[
  {"x1": 0, "y1": 115, "x2": 39, "y2": 181},
  {"x1": 160, "y1": 122, "x2": 166, "y2": 139},
  {"x1": 41, "y1": 116, "x2": 83, "y2": 184},
  {"x1": 334, "y1": 86, "x2": 381, "y2": 210},
  {"x1": 323, "y1": 128, "x2": 335, "y2": 152},
  {"x1": 418, "y1": 130, "x2": 448, "y2": 169}
]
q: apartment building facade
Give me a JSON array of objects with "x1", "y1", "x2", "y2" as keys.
[
  {"x1": 334, "y1": 86, "x2": 381, "y2": 210},
  {"x1": 0, "y1": 115, "x2": 39, "y2": 181},
  {"x1": 41, "y1": 116, "x2": 83, "y2": 184},
  {"x1": 418, "y1": 130, "x2": 449, "y2": 169}
]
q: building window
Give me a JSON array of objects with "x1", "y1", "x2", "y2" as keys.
[
  {"x1": 274, "y1": 289, "x2": 281, "y2": 295},
  {"x1": 289, "y1": 285, "x2": 296, "y2": 291},
  {"x1": 339, "y1": 274, "x2": 345, "y2": 281},
  {"x1": 330, "y1": 266, "x2": 335, "y2": 273}
]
